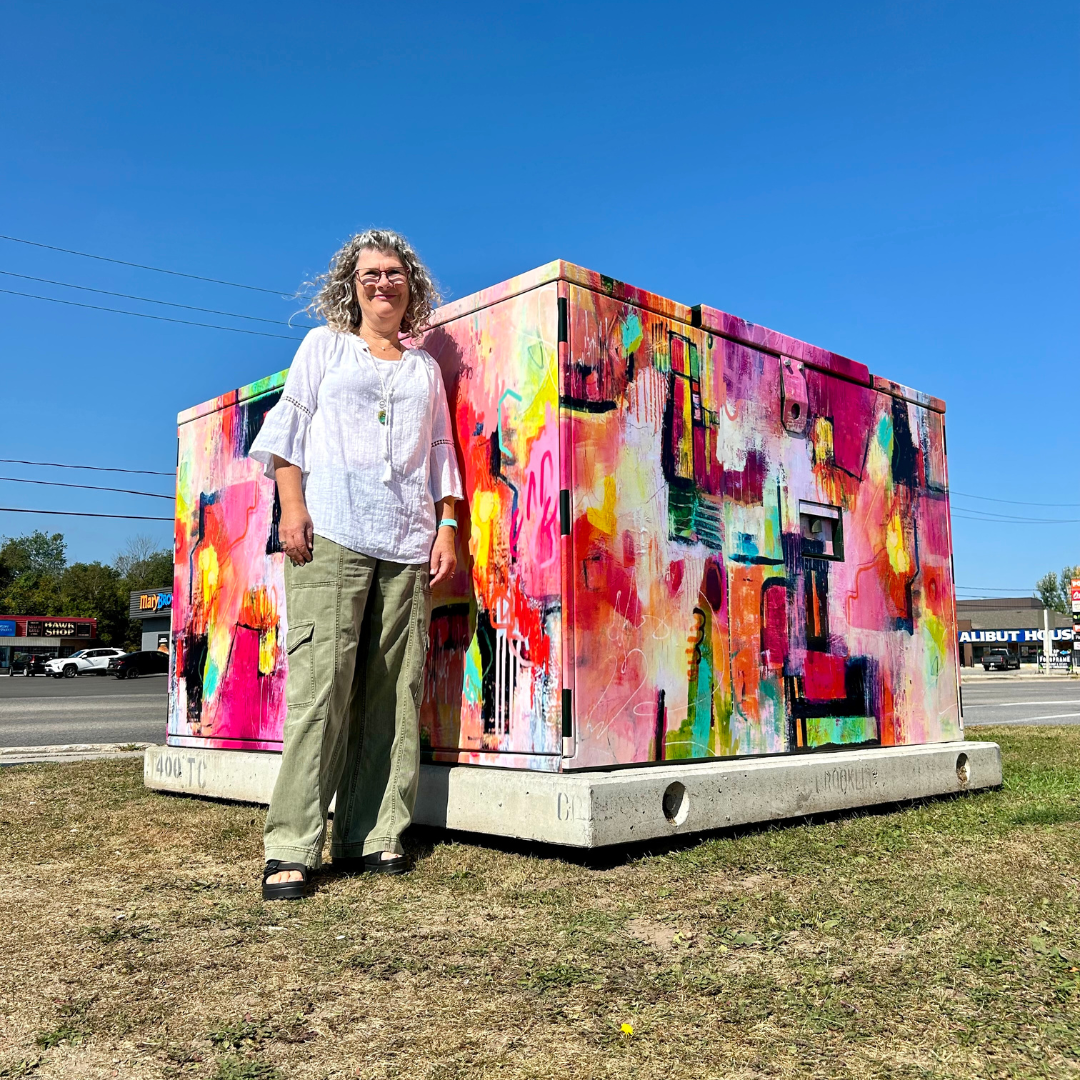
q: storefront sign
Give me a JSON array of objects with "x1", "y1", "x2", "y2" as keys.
[
  {"x1": 1072, "y1": 577, "x2": 1080, "y2": 613},
  {"x1": 25, "y1": 620, "x2": 42, "y2": 637},
  {"x1": 43, "y1": 620, "x2": 77, "y2": 637},
  {"x1": 130, "y1": 590, "x2": 174, "y2": 618},
  {"x1": 0, "y1": 619, "x2": 15, "y2": 637},
  {"x1": 959, "y1": 628, "x2": 1074, "y2": 643},
  {"x1": 1039, "y1": 653, "x2": 1073, "y2": 671}
]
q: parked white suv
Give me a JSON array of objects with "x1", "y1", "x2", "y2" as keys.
[{"x1": 45, "y1": 648, "x2": 128, "y2": 678}]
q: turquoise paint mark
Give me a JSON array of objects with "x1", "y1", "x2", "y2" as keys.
[
  {"x1": 763, "y1": 482, "x2": 783, "y2": 562},
  {"x1": 203, "y1": 658, "x2": 221, "y2": 702},
  {"x1": 463, "y1": 636, "x2": 482, "y2": 705},
  {"x1": 526, "y1": 342, "x2": 546, "y2": 371},
  {"x1": 876, "y1": 413, "x2": 893, "y2": 458},
  {"x1": 735, "y1": 531, "x2": 759, "y2": 558},
  {"x1": 805, "y1": 715, "x2": 879, "y2": 748},
  {"x1": 497, "y1": 388, "x2": 523, "y2": 462},
  {"x1": 690, "y1": 653, "x2": 713, "y2": 756},
  {"x1": 621, "y1": 313, "x2": 643, "y2": 355}
]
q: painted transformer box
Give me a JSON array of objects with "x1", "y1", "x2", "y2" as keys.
[{"x1": 170, "y1": 261, "x2": 960, "y2": 773}]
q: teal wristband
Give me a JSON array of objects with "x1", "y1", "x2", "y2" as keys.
[{"x1": 438, "y1": 518, "x2": 458, "y2": 530}]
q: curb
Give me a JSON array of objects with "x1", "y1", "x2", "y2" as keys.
[{"x1": 0, "y1": 743, "x2": 150, "y2": 766}]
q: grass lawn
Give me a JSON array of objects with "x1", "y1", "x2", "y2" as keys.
[{"x1": 0, "y1": 726, "x2": 1077, "y2": 1080}]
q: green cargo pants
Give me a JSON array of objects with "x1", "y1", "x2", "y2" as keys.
[{"x1": 264, "y1": 535, "x2": 431, "y2": 867}]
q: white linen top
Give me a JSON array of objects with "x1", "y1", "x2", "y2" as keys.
[{"x1": 248, "y1": 326, "x2": 464, "y2": 565}]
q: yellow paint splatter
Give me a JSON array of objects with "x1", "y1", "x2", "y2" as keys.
[
  {"x1": 922, "y1": 611, "x2": 947, "y2": 678},
  {"x1": 811, "y1": 416, "x2": 834, "y2": 466},
  {"x1": 197, "y1": 544, "x2": 219, "y2": 599},
  {"x1": 885, "y1": 512, "x2": 910, "y2": 575},
  {"x1": 586, "y1": 475, "x2": 617, "y2": 535},
  {"x1": 472, "y1": 489, "x2": 499, "y2": 571}
]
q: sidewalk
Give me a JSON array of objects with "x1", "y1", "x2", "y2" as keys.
[
  {"x1": 0, "y1": 742, "x2": 149, "y2": 766},
  {"x1": 960, "y1": 669, "x2": 1078, "y2": 683}
]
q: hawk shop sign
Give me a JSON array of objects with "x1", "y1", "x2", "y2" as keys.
[{"x1": 43, "y1": 620, "x2": 76, "y2": 637}]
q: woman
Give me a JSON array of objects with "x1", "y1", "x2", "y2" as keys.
[{"x1": 249, "y1": 229, "x2": 462, "y2": 900}]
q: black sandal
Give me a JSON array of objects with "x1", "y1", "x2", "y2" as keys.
[
  {"x1": 261, "y1": 860, "x2": 310, "y2": 901},
  {"x1": 332, "y1": 853, "x2": 411, "y2": 876},
  {"x1": 362, "y1": 852, "x2": 411, "y2": 876}
]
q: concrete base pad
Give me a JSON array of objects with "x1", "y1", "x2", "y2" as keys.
[{"x1": 144, "y1": 740, "x2": 1001, "y2": 848}]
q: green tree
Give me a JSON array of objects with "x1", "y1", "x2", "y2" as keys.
[
  {"x1": 1035, "y1": 566, "x2": 1079, "y2": 615},
  {"x1": 0, "y1": 531, "x2": 67, "y2": 615},
  {"x1": 59, "y1": 562, "x2": 128, "y2": 645},
  {"x1": 0, "y1": 530, "x2": 66, "y2": 577},
  {"x1": 1058, "y1": 566, "x2": 1079, "y2": 613},
  {"x1": 0, "y1": 571, "x2": 62, "y2": 616}
]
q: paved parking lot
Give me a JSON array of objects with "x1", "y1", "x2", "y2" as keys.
[{"x1": 0, "y1": 672, "x2": 167, "y2": 747}]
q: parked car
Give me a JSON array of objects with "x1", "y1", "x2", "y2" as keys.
[
  {"x1": 44, "y1": 647, "x2": 128, "y2": 678},
  {"x1": 982, "y1": 649, "x2": 1020, "y2": 671},
  {"x1": 9, "y1": 654, "x2": 47, "y2": 676},
  {"x1": 107, "y1": 650, "x2": 169, "y2": 679}
]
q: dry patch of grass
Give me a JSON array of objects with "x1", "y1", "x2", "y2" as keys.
[{"x1": 0, "y1": 727, "x2": 1078, "y2": 1079}]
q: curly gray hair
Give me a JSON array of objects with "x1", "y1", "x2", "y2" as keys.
[{"x1": 304, "y1": 229, "x2": 441, "y2": 336}]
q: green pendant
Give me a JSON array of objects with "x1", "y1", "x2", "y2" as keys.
[{"x1": 378, "y1": 408, "x2": 387, "y2": 425}]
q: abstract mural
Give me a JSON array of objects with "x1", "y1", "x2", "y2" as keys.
[{"x1": 169, "y1": 261, "x2": 961, "y2": 771}]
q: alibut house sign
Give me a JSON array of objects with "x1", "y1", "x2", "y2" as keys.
[{"x1": 958, "y1": 628, "x2": 1075, "y2": 643}]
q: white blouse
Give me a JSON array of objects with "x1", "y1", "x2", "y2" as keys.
[{"x1": 249, "y1": 326, "x2": 464, "y2": 565}]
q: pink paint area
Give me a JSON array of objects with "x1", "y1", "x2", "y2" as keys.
[{"x1": 803, "y1": 651, "x2": 848, "y2": 702}]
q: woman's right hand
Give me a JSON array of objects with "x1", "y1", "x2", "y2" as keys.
[
  {"x1": 273, "y1": 459, "x2": 314, "y2": 565},
  {"x1": 280, "y1": 504, "x2": 314, "y2": 565}
]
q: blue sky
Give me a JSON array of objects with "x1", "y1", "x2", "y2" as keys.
[{"x1": 1, "y1": 0, "x2": 1076, "y2": 597}]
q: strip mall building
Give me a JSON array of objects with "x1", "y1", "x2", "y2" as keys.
[
  {"x1": 0, "y1": 615, "x2": 98, "y2": 672},
  {"x1": 956, "y1": 597, "x2": 1073, "y2": 667}
]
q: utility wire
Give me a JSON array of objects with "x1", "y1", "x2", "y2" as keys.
[
  {"x1": 955, "y1": 586, "x2": 1034, "y2": 593},
  {"x1": 0, "y1": 287, "x2": 306, "y2": 340},
  {"x1": 0, "y1": 233, "x2": 291, "y2": 295},
  {"x1": 0, "y1": 269, "x2": 316, "y2": 328},
  {"x1": 0, "y1": 476, "x2": 172, "y2": 500},
  {"x1": 0, "y1": 458, "x2": 172, "y2": 477},
  {"x1": 953, "y1": 513, "x2": 1080, "y2": 525},
  {"x1": 0, "y1": 507, "x2": 172, "y2": 521},
  {"x1": 952, "y1": 489, "x2": 1080, "y2": 508}
]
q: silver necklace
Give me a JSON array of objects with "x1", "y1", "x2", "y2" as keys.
[{"x1": 356, "y1": 338, "x2": 405, "y2": 482}]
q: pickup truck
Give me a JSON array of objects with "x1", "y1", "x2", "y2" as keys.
[{"x1": 982, "y1": 649, "x2": 1020, "y2": 671}]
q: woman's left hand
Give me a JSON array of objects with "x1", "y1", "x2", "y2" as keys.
[{"x1": 429, "y1": 527, "x2": 457, "y2": 587}]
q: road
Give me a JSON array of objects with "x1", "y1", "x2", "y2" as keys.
[
  {"x1": 0, "y1": 673, "x2": 168, "y2": 747},
  {"x1": 0, "y1": 669, "x2": 1075, "y2": 749},
  {"x1": 962, "y1": 676, "x2": 1080, "y2": 728}
]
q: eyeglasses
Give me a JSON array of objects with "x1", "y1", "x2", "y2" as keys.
[{"x1": 355, "y1": 267, "x2": 409, "y2": 288}]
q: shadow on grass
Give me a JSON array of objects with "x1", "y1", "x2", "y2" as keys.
[{"x1": 404, "y1": 786, "x2": 1005, "y2": 871}]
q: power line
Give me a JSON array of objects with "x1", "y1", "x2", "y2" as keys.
[
  {"x1": 0, "y1": 287, "x2": 306, "y2": 340},
  {"x1": 0, "y1": 269, "x2": 316, "y2": 328},
  {"x1": 0, "y1": 233, "x2": 291, "y2": 295},
  {"x1": 952, "y1": 509, "x2": 1080, "y2": 524},
  {"x1": 952, "y1": 490, "x2": 1080, "y2": 508},
  {"x1": 0, "y1": 476, "x2": 172, "y2": 500},
  {"x1": 0, "y1": 458, "x2": 173, "y2": 477},
  {"x1": 955, "y1": 585, "x2": 1034, "y2": 592},
  {"x1": 0, "y1": 507, "x2": 172, "y2": 521}
]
